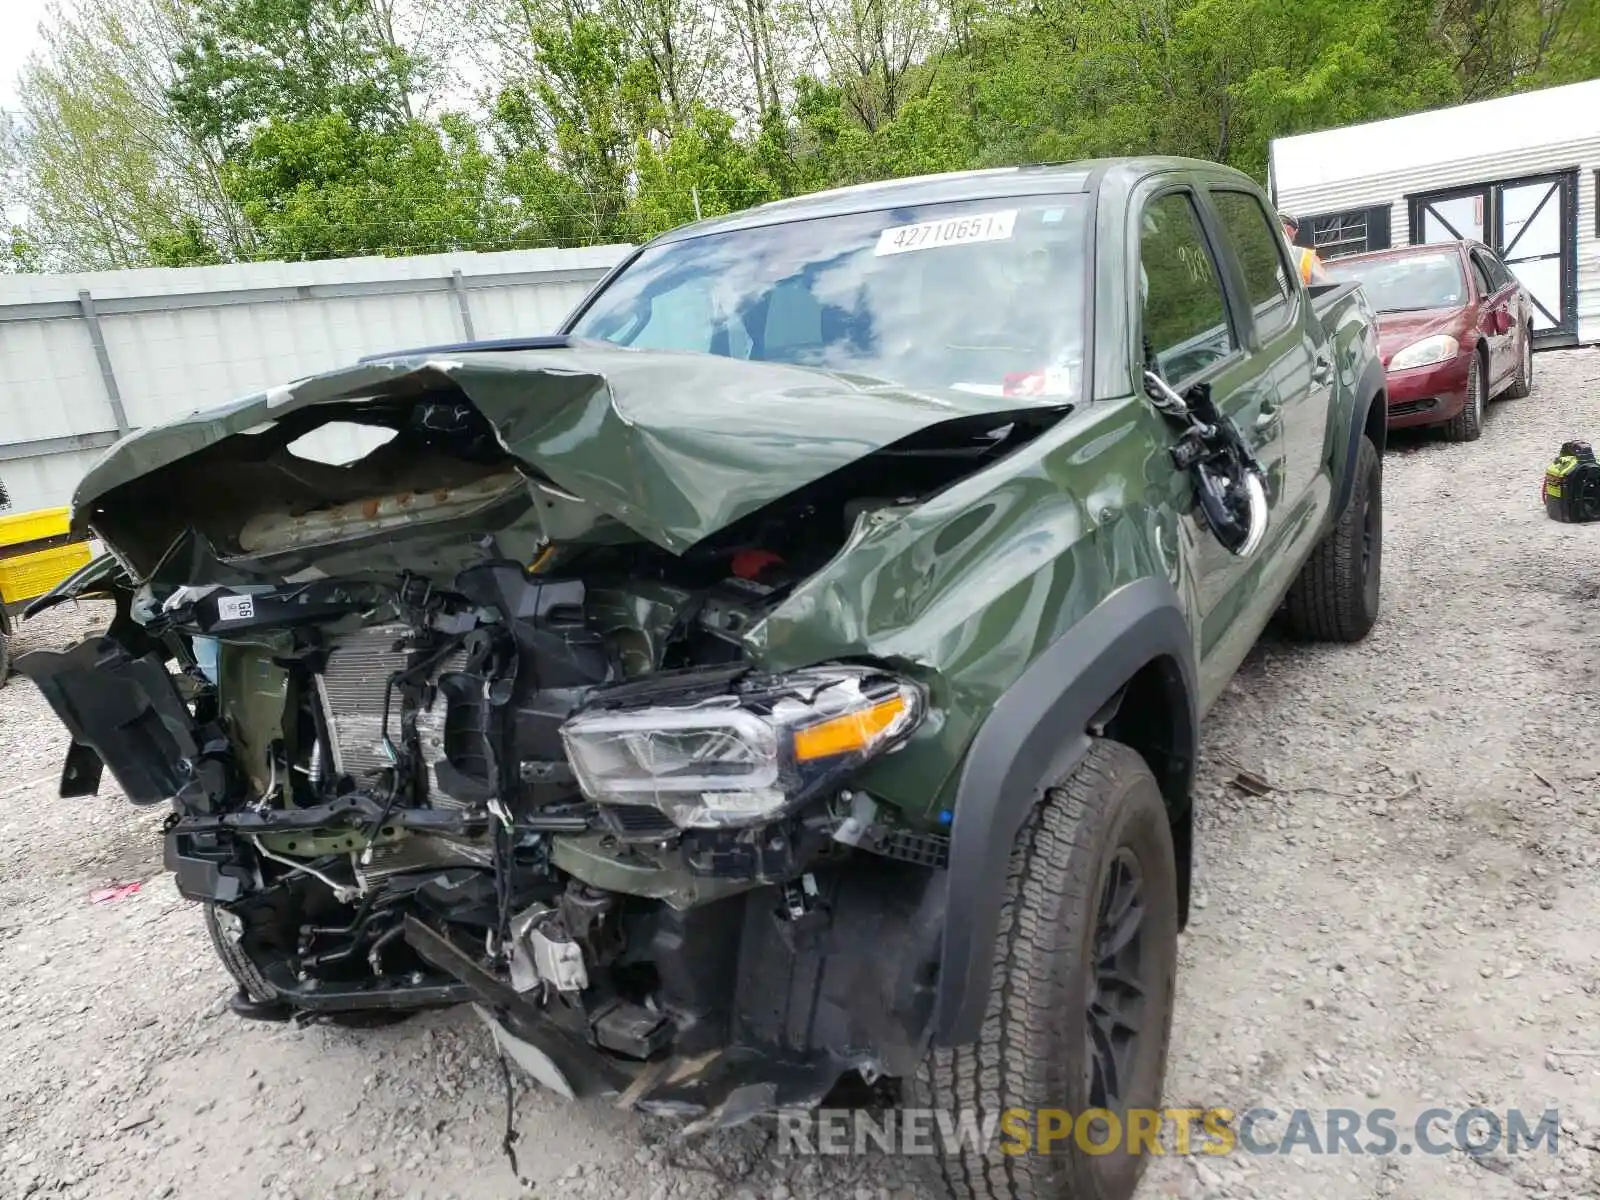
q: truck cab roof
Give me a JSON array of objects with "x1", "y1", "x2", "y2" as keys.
[{"x1": 650, "y1": 156, "x2": 1260, "y2": 245}]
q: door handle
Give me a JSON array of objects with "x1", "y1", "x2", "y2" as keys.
[
  {"x1": 1255, "y1": 407, "x2": 1281, "y2": 431},
  {"x1": 1311, "y1": 352, "x2": 1334, "y2": 385}
]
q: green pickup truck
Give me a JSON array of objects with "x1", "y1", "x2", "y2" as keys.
[{"x1": 19, "y1": 157, "x2": 1383, "y2": 1199}]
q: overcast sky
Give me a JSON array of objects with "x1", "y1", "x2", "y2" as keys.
[{"x1": 1, "y1": 0, "x2": 51, "y2": 111}]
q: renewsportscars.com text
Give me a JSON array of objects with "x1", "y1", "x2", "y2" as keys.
[{"x1": 775, "y1": 1107, "x2": 1561, "y2": 1158}]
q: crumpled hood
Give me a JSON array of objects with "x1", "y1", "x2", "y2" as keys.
[
  {"x1": 74, "y1": 343, "x2": 1056, "y2": 559},
  {"x1": 1376, "y1": 308, "x2": 1470, "y2": 366}
]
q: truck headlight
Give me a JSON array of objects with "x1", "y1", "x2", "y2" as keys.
[
  {"x1": 560, "y1": 667, "x2": 926, "y2": 829},
  {"x1": 1388, "y1": 334, "x2": 1459, "y2": 371}
]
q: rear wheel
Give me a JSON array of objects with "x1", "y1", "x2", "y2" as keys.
[
  {"x1": 0, "y1": 616, "x2": 11, "y2": 689},
  {"x1": 1505, "y1": 325, "x2": 1533, "y2": 399},
  {"x1": 914, "y1": 740, "x2": 1179, "y2": 1200},
  {"x1": 1282, "y1": 434, "x2": 1382, "y2": 642},
  {"x1": 1442, "y1": 350, "x2": 1486, "y2": 442}
]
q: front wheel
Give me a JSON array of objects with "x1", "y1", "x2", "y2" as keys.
[
  {"x1": 914, "y1": 740, "x2": 1179, "y2": 1200},
  {"x1": 204, "y1": 902, "x2": 281, "y2": 1005},
  {"x1": 203, "y1": 902, "x2": 413, "y2": 1028},
  {"x1": 1442, "y1": 350, "x2": 1486, "y2": 442}
]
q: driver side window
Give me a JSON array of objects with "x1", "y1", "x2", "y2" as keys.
[
  {"x1": 1469, "y1": 253, "x2": 1493, "y2": 298},
  {"x1": 1472, "y1": 249, "x2": 1510, "y2": 294},
  {"x1": 1140, "y1": 192, "x2": 1236, "y2": 381},
  {"x1": 624, "y1": 276, "x2": 752, "y2": 358},
  {"x1": 626, "y1": 277, "x2": 717, "y2": 352},
  {"x1": 1483, "y1": 251, "x2": 1516, "y2": 292}
]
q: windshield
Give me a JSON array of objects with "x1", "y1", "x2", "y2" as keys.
[
  {"x1": 1325, "y1": 252, "x2": 1467, "y2": 313},
  {"x1": 568, "y1": 196, "x2": 1090, "y2": 400}
]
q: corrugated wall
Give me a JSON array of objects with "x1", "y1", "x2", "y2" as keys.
[
  {"x1": 1273, "y1": 137, "x2": 1600, "y2": 346},
  {"x1": 1581, "y1": 172, "x2": 1600, "y2": 347},
  {"x1": 0, "y1": 245, "x2": 633, "y2": 512}
]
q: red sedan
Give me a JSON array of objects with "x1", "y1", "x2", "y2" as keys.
[{"x1": 1324, "y1": 240, "x2": 1533, "y2": 442}]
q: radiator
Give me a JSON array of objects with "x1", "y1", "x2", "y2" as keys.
[{"x1": 316, "y1": 624, "x2": 464, "y2": 797}]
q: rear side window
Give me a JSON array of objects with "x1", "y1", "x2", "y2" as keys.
[
  {"x1": 1210, "y1": 190, "x2": 1295, "y2": 339},
  {"x1": 1139, "y1": 192, "x2": 1235, "y2": 380}
]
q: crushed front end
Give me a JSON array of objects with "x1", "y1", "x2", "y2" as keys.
[{"x1": 19, "y1": 347, "x2": 1064, "y2": 1126}]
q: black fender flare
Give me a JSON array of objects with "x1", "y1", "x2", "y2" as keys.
[
  {"x1": 932, "y1": 575, "x2": 1197, "y2": 1047},
  {"x1": 1332, "y1": 355, "x2": 1388, "y2": 520}
]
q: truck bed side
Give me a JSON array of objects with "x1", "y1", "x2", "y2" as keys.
[{"x1": 1311, "y1": 278, "x2": 1387, "y2": 519}]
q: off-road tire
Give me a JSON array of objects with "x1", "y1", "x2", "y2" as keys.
[
  {"x1": 1443, "y1": 350, "x2": 1486, "y2": 442},
  {"x1": 1281, "y1": 434, "x2": 1382, "y2": 643},
  {"x1": 1505, "y1": 325, "x2": 1533, "y2": 399},
  {"x1": 204, "y1": 901, "x2": 278, "y2": 1002},
  {"x1": 913, "y1": 739, "x2": 1179, "y2": 1200}
]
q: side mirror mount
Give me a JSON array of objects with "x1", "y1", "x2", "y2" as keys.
[{"x1": 1144, "y1": 372, "x2": 1270, "y2": 560}]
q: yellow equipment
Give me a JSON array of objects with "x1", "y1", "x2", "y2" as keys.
[{"x1": 0, "y1": 506, "x2": 94, "y2": 685}]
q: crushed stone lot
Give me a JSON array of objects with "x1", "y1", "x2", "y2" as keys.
[{"x1": 4, "y1": 348, "x2": 1600, "y2": 1200}]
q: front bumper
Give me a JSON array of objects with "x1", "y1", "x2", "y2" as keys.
[
  {"x1": 409, "y1": 917, "x2": 861, "y2": 1130},
  {"x1": 1384, "y1": 354, "x2": 1472, "y2": 429},
  {"x1": 204, "y1": 856, "x2": 944, "y2": 1130}
]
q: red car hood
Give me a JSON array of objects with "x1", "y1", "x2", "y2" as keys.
[{"x1": 1375, "y1": 308, "x2": 1469, "y2": 366}]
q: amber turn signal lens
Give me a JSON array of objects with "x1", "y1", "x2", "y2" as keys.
[{"x1": 792, "y1": 695, "x2": 909, "y2": 762}]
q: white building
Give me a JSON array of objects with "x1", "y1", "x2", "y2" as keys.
[{"x1": 1269, "y1": 79, "x2": 1600, "y2": 348}]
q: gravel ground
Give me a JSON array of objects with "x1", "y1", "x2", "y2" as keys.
[{"x1": 3, "y1": 348, "x2": 1600, "y2": 1200}]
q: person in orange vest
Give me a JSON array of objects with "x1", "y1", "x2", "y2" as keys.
[{"x1": 1279, "y1": 212, "x2": 1331, "y2": 285}]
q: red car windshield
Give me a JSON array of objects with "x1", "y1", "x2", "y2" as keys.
[
  {"x1": 1326, "y1": 252, "x2": 1467, "y2": 313},
  {"x1": 569, "y1": 197, "x2": 1091, "y2": 401}
]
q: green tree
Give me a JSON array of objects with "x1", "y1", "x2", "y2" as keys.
[
  {"x1": 940, "y1": 0, "x2": 1462, "y2": 180},
  {"x1": 8, "y1": 0, "x2": 1600, "y2": 271},
  {"x1": 168, "y1": 0, "x2": 422, "y2": 154},
  {"x1": 1173, "y1": 0, "x2": 1459, "y2": 175},
  {"x1": 0, "y1": 115, "x2": 38, "y2": 272},
  {"x1": 722, "y1": 0, "x2": 788, "y2": 117},
  {"x1": 166, "y1": 0, "x2": 506, "y2": 261},
  {"x1": 490, "y1": 14, "x2": 642, "y2": 245},
  {"x1": 1435, "y1": 0, "x2": 1600, "y2": 96},
  {"x1": 633, "y1": 103, "x2": 780, "y2": 235},
  {"x1": 226, "y1": 111, "x2": 512, "y2": 258},
  {"x1": 8, "y1": 0, "x2": 250, "y2": 270},
  {"x1": 793, "y1": 0, "x2": 942, "y2": 132}
]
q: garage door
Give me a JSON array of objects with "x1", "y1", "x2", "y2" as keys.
[{"x1": 1409, "y1": 171, "x2": 1578, "y2": 346}]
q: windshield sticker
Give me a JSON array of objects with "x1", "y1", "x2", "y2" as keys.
[
  {"x1": 875, "y1": 210, "x2": 1017, "y2": 256},
  {"x1": 1002, "y1": 367, "x2": 1073, "y2": 398}
]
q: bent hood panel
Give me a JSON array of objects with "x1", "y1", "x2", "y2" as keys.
[
  {"x1": 1375, "y1": 309, "x2": 1470, "y2": 363},
  {"x1": 74, "y1": 346, "x2": 1049, "y2": 557}
]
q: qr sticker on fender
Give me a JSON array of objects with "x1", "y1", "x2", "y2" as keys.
[{"x1": 875, "y1": 211, "x2": 1017, "y2": 256}]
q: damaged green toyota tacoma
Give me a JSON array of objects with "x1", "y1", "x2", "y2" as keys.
[{"x1": 19, "y1": 158, "x2": 1384, "y2": 1198}]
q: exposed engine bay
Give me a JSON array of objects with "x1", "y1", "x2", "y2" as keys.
[{"x1": 22, "y1": 351, "x2": 1069, "y2": 1121}]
